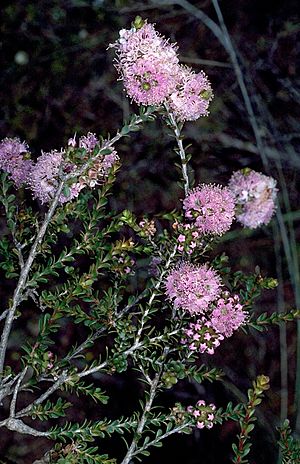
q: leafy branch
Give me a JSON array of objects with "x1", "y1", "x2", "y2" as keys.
[{"x1": 231, "y1": 375, "x2": 270, "y2": 463}]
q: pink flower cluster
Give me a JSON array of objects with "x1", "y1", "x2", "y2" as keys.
[
  {"x1": 78, "y1": 132, "x2": 99, "y2": 152},
  {"x1": 0, "y1": 138, "x2": 33, "y2": 187},
  {"x1": 78, "y1": 151, "x2": 119, "y2": 189},
  {"x1": 181, "y1": 317, "x2": 224, "y2": 355},
  {"x1": 68, "y1": 133, "x2": 119, "y2": 189},
  {"x1": 29, "y1": 150, "x2": 81, "y2": 204},
  {"x1": 165, "y1": 262, "x2": 222, "y2": 315},
  {"x1": 175, "y1": 223, "x2": 202, "y2": 255},
  {"x1": 0, "y1": 136, "x2": 118, "y2": 204},
  {"x1": 210, "y1": 292, "x2": 247, "y2": 338},
  {"x1": 228, "y1": 169, "x2": 277, "y2": 229},
  {"x1": 111, "y1": 20, "x2": 213, "y2": 121},
  {"x1": 183, "y1": 184, "x2": 235, "y2": 236},
  {"x1": 165, "y1": 262, "x2": 248, "y2": 354},
  {"x1": 169, "y1": 67, "x2": 213, "y2": 121},
  {"x1": 186, "y1": 400, "x2": 216, "y2": 429}
]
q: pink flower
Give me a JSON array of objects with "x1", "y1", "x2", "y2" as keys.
[
  {"x1": 196, "y1": 421, "x2": 205, "y2": 429},
  {"x1": 165, "y1": 262, "x2": 222, "y2": 314},
  {"x1": 197, "y1": 400, "x2": 206, "y2": 407},
  {"x1": 68, "y1": 135, "x2": 77, "y2": 147},
  {"x1": 200, "y1": 343, "x2": 208, "y2": 353},
  {"x1": 189, "y1": 343, "x2": 197, "y2": 351},
  {"x1": 168, "y1": 65, "x2": 213, "y2": 121},
  {"x1": 183, "y1": 184, "x2": 235, "y2": 235},
  {"x1": 178, "y1": 234, "x2": 186, "y2": 243},
  {"x1": 0, "y1": 137, "x2": 33, "y2": 187},
  {"x1": 228, "y1": 169, "x2": 277, "y2": 229}
]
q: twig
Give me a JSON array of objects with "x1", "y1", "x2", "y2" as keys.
[
  {"x1": 15, "y1": 371, "x2": 69, "y2": 419},
  {"x1": 120, "y1": 372, "x2": 161, "y2": 464},
  {"x1": 0, "y1": 417, "x2": 49, "y2": 437},
  {"x1": 180, "y1": 56, "x2": 232, "y2": 68},
  {"x1": 0, "y1": 309, "x2": 9, "y2": 322},
  {"x1": 164, "y1": 103, "x2": 190, "y2": 195},
  {"x1": 65, "y1": 288, "x2": 150, "y2": 362},
  {"x1": 10, "y1": 367, "x2": 27, "y2": 417},
  {"x1": 131, "y1": 422, "x2": 191, "y2": 458}
]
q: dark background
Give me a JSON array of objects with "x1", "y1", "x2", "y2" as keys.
[{"x1": 0, "y1": 0, "x2": 299, "y2": 462}]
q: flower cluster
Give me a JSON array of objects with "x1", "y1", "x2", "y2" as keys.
[
  {"x1": 165, "y1": 262, "x2": 222, "y2": 315},
  {"x1": 186, "y1": 400, "x2": 216, "y2": 429},
  {"x1": 29, "y1": 150, "x2": 81, "y2": 204},
  {"x1": 183, "y1": 184, "x2": 235, "y2": 236},
  {"x1": 138, "y1": 219, "x2": 156, "y2": 238},
  {"x1": 169, "y1": 67, "x2": 213, "y2": 121},
  {"x1": 112, "y1": 254, "x2": 136, "y2": 275},
  {"x1": 68, "y1": 133, "x2": 119, "y2": 189},
  {"x1": 78, "y1": 132, "x2": 99, "y2": 152},
  {"x1": 181, "y1": 317, "x2": 224, "y2": 355},
  {"x1": 166, "y1": 263, "x2": 248, "y2": 355},
  {"x1": 78, "y1": 151, "x2": 119, "y2": 189},
  {"x1": 111, "y1": 19, "x2": 213, "y2": 121},
  {"x1": 174, "y1": 222, "x2": 203, "y2": 254},
  {"x1": 112, "y1": 21, "x2": 179, "y2": 106},
  {"x1": 0, "y1": 138, "x2": 33, "y2": 187},
  {"x1": 210, "y1": 292, "x2": 247, "y2": 338},
  {"x1": 228, "y1": 168, "x2": 277, "y2": 229},
  {"x1": 0, "y1": 135, "x2": 119, "y2": 204}
]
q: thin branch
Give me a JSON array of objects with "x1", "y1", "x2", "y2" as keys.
[
  {"x1": 120, "y1": 372, "x2": 161, "y2": 464},
  {"x1": 0, "y1": 309, "x2": 9, "y2": 322},
  {"x1": 180, "y1": 56, "x2": 231, "y2": 68},
  {"x1": 131, "y1": 422, "x2": 191, "y2": 458},
  {"x1": 65, "y1": 288, "x2": 150, "y2": 362},
  {"x1": 10, "y1": 367, "x2": 27, "y2": 417},
  {"x1": 0, "y1": 417, "x2": 49, "y2": 437},
  {"x1": 15, "y1": 371, "x2": 69, "y2": 419},
  {"x1": 164, "y1": 103, "x2": 190, "y2": 195}
]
